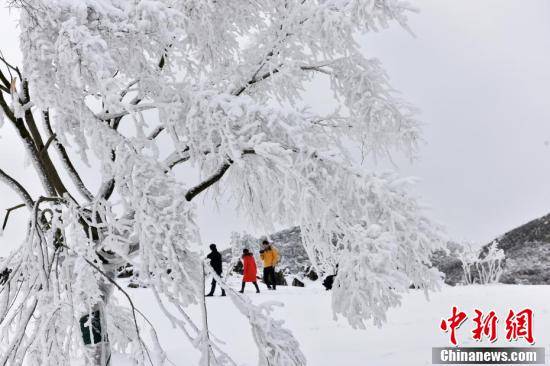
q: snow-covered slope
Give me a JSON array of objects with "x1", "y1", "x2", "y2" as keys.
[
  {"x1": 435, "y1": 213, "x2": 550, "y2": 285},
  {"x1": 492, "y1": 213, "x2": 550, "y2": 284},
  {"x1": 112, "y1": 282, "x2": 550, "y2": 365}
]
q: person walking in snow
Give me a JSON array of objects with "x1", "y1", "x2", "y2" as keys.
[
  {"x1": 239, "y1": 249, "x2": 260, "y2": 293},
  {"x1": 205, "y1": 244, "x2": 226, "y2": 297},
  {"x1": 259, "y1": 240, "x2": 279, "y2": 290}
]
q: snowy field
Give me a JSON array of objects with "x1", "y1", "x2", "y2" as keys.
[{"x1": 114, "y1": 283, "x2": 550, "y2": 365}]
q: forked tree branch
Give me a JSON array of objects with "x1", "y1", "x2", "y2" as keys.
[
  {"x1": 43, "y1": 111, "x2": 94, "y2": 201},
  {"x1": 2, "y1": 204, "x2": 26, "y2": 231},
  {"x1": 0, "y1": 83, "x2": 56, "y2": 196},
  {"x1": 0, "y1": 51, "x2": 22, "y2": 82},
  {"x1": 0, "y1": 56, "x2": 79, "y2": 201},
  {"x1": 20, "y1": 82, "x2": 74, "y2": 199}
]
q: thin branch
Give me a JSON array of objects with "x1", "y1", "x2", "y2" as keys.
[
  {"x1": 0, "y1": 79, "x2": 9, "y2": 93},
  {"x1": 0, "y1": 168, "x2": 34, "y2": 208},
  {"x1": 300, "y1": 65, "x2": 332, "y2": 75},
  {"x1": 0, "y1": 51, "x2": 22, "y2": 82},
  {"x1": 234, "y1": 68, "x2": 281, "y2": 96},
  {"x1": 2, "y1": 204, "x2": 26, "y2": 231},
  {"x1": 95, "y1": 104, "x2": 156, "y2": 121},
  {"x1": 233, "y1": 64, "x2": 332, "y2": 96},
  {"x1": 147, "y1": 126, "x2": 165, "y2": 140}
]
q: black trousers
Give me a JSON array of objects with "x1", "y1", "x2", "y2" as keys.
[
  {"x1": 263, "y1": 266, "x2": 276, "y2": 289},
  {"x1": 240, "y1": 281, "x2": 260, "y2": 292},
  {"x1": 208, "y1": 273, "x2": 226, "y2": 295}
]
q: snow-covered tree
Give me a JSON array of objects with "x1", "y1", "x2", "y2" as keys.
[
  {"x1": 458, "y1": 241, "x2": 505, "y2": 285},
  {"x1": 0, "y1": 1, "x2": 443, "y2": 365},
  {"x1": 225, "y1": 231, "x2": 256, "y2": 278}
]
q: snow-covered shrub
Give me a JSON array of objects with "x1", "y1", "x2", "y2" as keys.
[
  {"x1": 476, "y1": 241, "x2": 505, "y2": 284},
  {"x1": 458, "y1": 241, "x2": 505, "y2": 285},
  {"x1": 457, "y1": 243, "x2": 479, "y2": 285}
]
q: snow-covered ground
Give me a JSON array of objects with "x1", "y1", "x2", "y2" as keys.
[{"x1": 113, "y1": 282, "x2": 550, "y2": 365}]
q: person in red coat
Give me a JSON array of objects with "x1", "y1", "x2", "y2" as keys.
[{"x1": 239, "y1": 249, "x2": 260, "y2": 293}]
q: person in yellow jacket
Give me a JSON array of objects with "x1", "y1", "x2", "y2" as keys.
[{"x1": 259, "y1": 240, "x2": 279, "y2": 290}]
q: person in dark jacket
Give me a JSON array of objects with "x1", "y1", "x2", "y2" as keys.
[
  {"x1": 322, "y1": 265, "x2": 339, "y2": 291},
  {"x1": 206, "y1": 244, "x2": 226, "y2": 297},
  {"x1": 239, "y1": 249, "x2": 260, "y2": 294},
  {"x1": 322, "y1": 274, "x2": 335, "y2": 290}
]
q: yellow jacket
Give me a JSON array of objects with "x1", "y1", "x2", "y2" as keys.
[{"x1": 260, "y1": 246, "x2": 279, "y2": 267}]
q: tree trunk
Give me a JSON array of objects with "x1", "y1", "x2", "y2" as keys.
[
  {"x1": 200, "y1": 264, "x2": 211, "y2": 366},
  {"x1": 80, "y1": 269, "x2": 114, "y2": 366}
]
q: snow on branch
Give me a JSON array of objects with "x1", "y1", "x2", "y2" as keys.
[{"x1": 0, "y1": 167, "x2": 34, "y2": 208}]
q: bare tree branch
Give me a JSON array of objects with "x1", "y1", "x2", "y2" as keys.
[{"x1": 2, "y1": 204, "x2": 26, "y2": 231}]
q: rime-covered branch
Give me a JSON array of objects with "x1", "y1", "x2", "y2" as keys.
[
  {"x1": 185, "y1": 161, "x2": 232, "y2": 202},
  {"x1": 0, "y1": 168, "x2": 33, "y2": 208},
  {"x1": 43, "y1": 110, "x2": 94, "y2": 201}
]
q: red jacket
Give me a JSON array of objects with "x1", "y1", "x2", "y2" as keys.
[{"x1": 242, "y1": 254, "x2": 257, "y2": 282}]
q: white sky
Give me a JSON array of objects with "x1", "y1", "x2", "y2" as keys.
[{"x1": 1, "y1": 0, "x2": 550, "y2": 253}]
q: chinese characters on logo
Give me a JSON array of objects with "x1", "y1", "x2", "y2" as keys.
[{"x1": 440, "y1": 307, "x2": 534, "y2": 345}]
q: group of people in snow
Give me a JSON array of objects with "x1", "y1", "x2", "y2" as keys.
[{"x1": 205, "y1": 240, "x2": 279, "y2": 296}]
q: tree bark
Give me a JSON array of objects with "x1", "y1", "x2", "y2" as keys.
[{"x1": 80, "y1": 269, "x2": 114, "y2": 366}]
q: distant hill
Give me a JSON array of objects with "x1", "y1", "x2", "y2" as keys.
[
  {"x1": 489, "y1": 213, "x2": 550, "y2": 284},
  {"x1": 434, "y1": 213, "x2": 550, "y2": 285}
]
